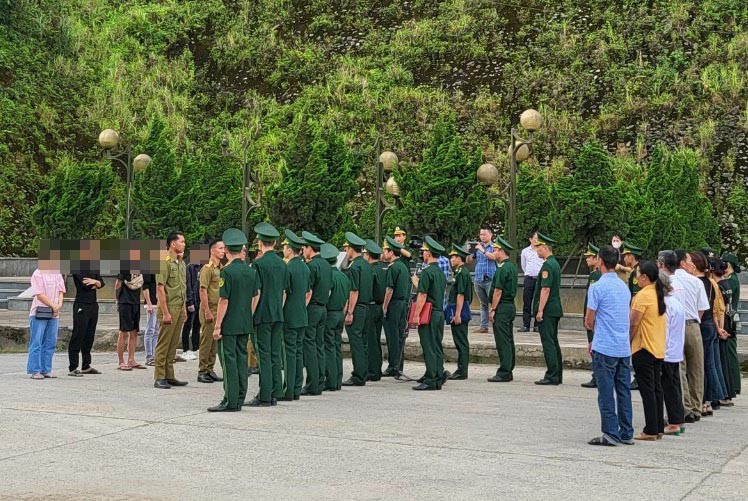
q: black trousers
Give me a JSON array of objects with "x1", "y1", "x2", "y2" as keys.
[
  {"x1": 719, "y1": 338, "x2": 735, "y2": 399},
  {"x1": 661, "y1": 361, "x2": 684, "y2": 425},
  {"x1": 522, "y1": 276, "x2": 536, "y2": 329},
  {"x1": 632, "y1": 349, "x2": 664, "y2": 435},
  {"x1": 181, "y1": 308, "x2": 201, "y2": 352},
  {"x1": 69, "y1": 302, "x2": 99, "y2": 371}
]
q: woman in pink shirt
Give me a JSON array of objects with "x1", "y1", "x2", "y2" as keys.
[{"x1": 27, "y1": 259, "x2": 66, "y2": 379}]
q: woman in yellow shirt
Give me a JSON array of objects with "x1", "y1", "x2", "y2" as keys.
[{"x1": 629, "y1": 261, "x2": 668, "y2": 441}]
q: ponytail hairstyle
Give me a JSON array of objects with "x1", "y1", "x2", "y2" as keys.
[
  {"x1": 639, "y1": 260, "x2": 666, "y2": 316},
  {"x1": 689, "y1": 251, "x2": 710, "y2": 278}
]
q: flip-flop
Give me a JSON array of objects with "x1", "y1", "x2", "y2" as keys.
[
  {"x1": 128, "y1": 363, "x2": 147, "y2": 369},
  {"x1": 117, "y1": 365, "x2": 133, "y2": 371},
  {"x1": 588, "y1": 436, "x2": 616, "y2": 446},
  {"x1": 41, "y1": 373, "x2": 57, "y2": 379},
  {"x1": 30, "y1": 374, "x2": 44, "y2": 380}
]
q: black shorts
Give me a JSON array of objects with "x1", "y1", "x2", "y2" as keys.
[{"x1": 118, "y1": 303, "x2": 141, "y2": 332}]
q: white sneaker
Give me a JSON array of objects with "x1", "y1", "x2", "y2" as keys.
[{"x1": 184, "y1": 351, "x2": 197, "y2": 360}]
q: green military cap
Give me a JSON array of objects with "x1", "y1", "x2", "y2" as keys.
[
  {"x1": 283, "y1": 229, "x2": 305, "y2": 250},
  {"x1": 621, "y1": 241, "x2": 644, "y2": 256},
  {"x1": 383, "y1": 236, "x2": 404, "y2": 252},
  {"x1": 583, "y1": 243, "x2": 600, "y2": 256},
  {"x1": 343, "y1": 231, "x2": 366, "y2": 249},
  {"x1": 448, "y1": 243, "x2": 469, "y2": 260},
  {"x1": 721, "y1": 252, "x2": 741, "y2": 273},
  {"x1": 254, "y1": 222, "x2": 280, "y2": 243},
  {"x1": 534, "y1": 232, "x2": 557, "y2": 247},
  {"x1": 301, "y1": 231, "x2": 325, "y2": 249},
  {"x1": 321, "y1": 243, "x2": 340, "y2": 263},
  {"x1": 393, "y1": 226, "x2": 407, "y2": 236},
  {"x1": 701, "y1": 247, "x2": 718, "y2": 258},
  {"x1": 364, "y1": 239, "x2": 383, "y2": 257},
  {"x1": 421, "y1": 235, "x2": 445, "y2": 257},
  {"x1": 222, "y1": 228, "x2": 247, "y2": 252},
  {"x1": 493, "y1": 235, "x2": 514, "y2": 251}
]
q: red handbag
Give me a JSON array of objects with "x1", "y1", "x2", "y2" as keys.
[{"x1": 408, "y1": 301, "x2": 432, "y2": 326}]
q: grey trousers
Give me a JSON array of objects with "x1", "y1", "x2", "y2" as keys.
[
  {"x1": 680, "y1": 322, "x2": 704, "y2": 417},
  {"x1": 144, "y1": 306, "x2": 159, "y2": 363}
]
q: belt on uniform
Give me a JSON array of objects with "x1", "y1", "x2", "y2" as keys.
[
  {"x1": 309, "y1": 302, "x2": 325, "y2": 306},
  {"x1": 686, "y1": 319, "x2": 699, "y2": 325},
  {"x1": 390, "y1": 297, "x2": 406, "y2": 301},
  {"x1": 355, "y1": 303, "x2": 369, "y2": 307},
  {"x1": 368, "y1": 301, "x2": 383, "y2": 305},
  {"x1": 327, "y1": 309, "x2": 344, "y2": 312}
]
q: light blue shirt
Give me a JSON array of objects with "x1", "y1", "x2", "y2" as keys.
[{"x1": 588, "y1": 272, "x2": 631, "y2": 358}]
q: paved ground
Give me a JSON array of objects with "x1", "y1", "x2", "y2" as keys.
[{"x1": 1, "y1": 352, "x2": 746, "y2": 500}]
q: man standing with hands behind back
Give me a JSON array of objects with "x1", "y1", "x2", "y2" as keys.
[
  {"x1": 468, "y1": 226, "x2": 497, "y2": 334},
  {"x1": 197, "y1": 239, "x2": 226, "y2": 384},
  {"x1": 532, "y1": 232, "x2": 564, "y2": 386}
]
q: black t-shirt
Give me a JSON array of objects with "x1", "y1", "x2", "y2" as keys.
[
  {"x1": 72, "y1": 273, "x2": 104, "y2": 304},
  {"x1": 117, "y1": 273, "x2": 142, "y2": 305},
  {"x1": 143, "y1": 274, "x2": 158, "y2": 306}
]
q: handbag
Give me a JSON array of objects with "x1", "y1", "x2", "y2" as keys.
[
  {"x1": 408, "y1": 301, "x2": 432, "y2": 326},
  {"x1": 35, "y1": 306, "x2": 53, "y2": 320},
  {"x1": 445, "y1": 301, "x2": 472, "y2": 324},
  {"x1": 125, "y1": 274, "x2": 143, "y2": 290}
]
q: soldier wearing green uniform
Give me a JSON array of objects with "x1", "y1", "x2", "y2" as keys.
[
  {"x1": 197, "y1": 239, "x2": 226, "y2": 384},
  {"x1": 364, "y1": 240, "x2": 386, "y2": 381},
  {"x1": 446, "y1": 244, "x2": 473, "y2": 380},
  {"x1": 154, "y1": 232, "x2": 188, "y2": 389},
  {"x1": 381, "y1": 236, "x2": 410, "y2": 377},
  {"x1": 281, "y1": 230, "x2": 311, "y2": 401},
  {"x1": 301, "y1": 231, "x2": 332, "y2": 395},
  {"x1": 393, "y1": 226, "x2": 414, "y2": 262},
  {"x1": 721, "y1": 252, "x2": 742, "y2": 395},
  {"x1": 622, "y1": 242, "x2": 644, "y2": 297},
  {"x1": 412, "y1": 236, "x2": 448, "y2": 391},
  {"x1": 581, "y1": 243, "x2": 601, "y2": 389},
  {"x1": 487, "y1": 236, "x2": 517, "y2": 383},
  {"x1": 322, "y1": 243, "x2": 349, "y2": 390},
  {"x1": 248, "y1": 222, "x2": 290, "y2": 407},
  {"x1": 208, "y1": 229, "x2": 259, "y2": 412},
  {"x1": 532, "y1": 232, "x2": 564, "y2": 385},
  {"x1": 343, "y1": 232, "x2": 373, "y2": 386}
]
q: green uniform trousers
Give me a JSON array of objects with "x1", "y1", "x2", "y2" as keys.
[
  {"x1": 154, "y1": 306, "x2": 186, "y2": 380},
  {"x1": 727, "y1": 337, "x2": 741, "y2": 395},
  {"x1": 217, "y1": 333, "x2": 248, "y2": 409},
  {"x1": 283, "y1": 326, "x2": 304, "y2": 399},
  {"x1": 383, "y1": 299, "x2": 407, "y2": 370},
  {"x1": 417, "y1": 310, "x2": 445, "y2": 388},
  {"x1": 334, "y1": 313, "x2": 345, "y2": 388},
  {"x1": 365, "y1": 303, "x2": 384, "y2": 379},
  {"x1": 492, "y1": 303, "x2": 516, "y2": 378},
  {"x1": 324, "y1": 310, "x2": 344, "y2": 390},
  {"x1": 538, "y1": 316, "x2": 562, "y2": 383},
  {"x1": 450, "y1": 320, "x2": 469, "y2": 376},
  {"x1": 304, "y1": 305, "x2": 326, "y2": 394},
  {"x1": 198, "y1": 309, "x2": 218, "y2": 374},
  {"x1": 253, "y1": 321, "x2": 283, "y2": 402},
  {"x1": 346, "y1": 304, "x2": 369, "y2": 384}
]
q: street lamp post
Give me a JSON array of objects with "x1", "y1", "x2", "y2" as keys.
[
  {"x1": 477, "y1": 109, "x2": 543, "y2": 261},
  {"x1": 353, "y1": 139, "x2": 402, "y2": 244},
  {"x1": 98, "y1": 129, "x2": 151, "y2": 239},
  {"x1": 222, "y1": 136, "x2": 261, "y2": 238}
]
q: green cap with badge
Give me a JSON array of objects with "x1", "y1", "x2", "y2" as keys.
[
  {"x1": 321, "y1": 243, "x2": 340, "y2": 264},
  {"x1": 254, "y1": 222, "x2": 280, "y2": 243},
  {"x1": 222, "y1": 228, "x2": 247, "y2": 253},
  {"x1": 721, "y1": 252, "x2": 741, "y2": 273},
  {"x1": 301, "y1": 231, "x2": 325, "y2": 250},
  {"x1": 621, "y1": 241, "x2": 644, "y2": 257},
  {"x1": 493, "y1": 235, "x2": 514, "y2": 251},
  {"x1": 448, "y1": 243, "x2": 469, "y2": 260},
  {"x1": 421, "y1": 235, "x2": 445, "y2": 257},
  {"x1": 534, "y1": 232, "x2": 557, "y2": 247},
  {"x1": 701, "y1": 247, "x2": 718, "y2": 258},
  {"x1": 283, "y1": 229, "x2": 305, "y2": 250},
  {"x1": 583, "y1": 243, "x2": 600, "y2": 256},
  {"x1": 383, "y1": 236, "x2": 404, "y2": 254},
  {"x1": 343, "y1": 231, "x2": 366, "y2": 250},
  {"x1": 364, "y1": 239, "x2": 383, "y2": 257}
]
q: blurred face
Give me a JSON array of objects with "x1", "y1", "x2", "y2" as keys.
[
  {"x1": 479, "y1": 229, "x2": 492, "y2": 244},
  {"x1": 211, "y1": 241, "x2": 226, "y2": 261}
]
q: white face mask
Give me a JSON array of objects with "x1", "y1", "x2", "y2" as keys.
[{"x1": 612, "y1": 241, "x2": 621, "y2": 249}]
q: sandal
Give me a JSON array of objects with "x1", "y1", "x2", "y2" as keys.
[
  {"x1": 588, "y1": 436, "x2": 616, "y2": 446},
  {"x1": 128, "y1": 363, "x2": 147, "y2": 369},
  {"x1": 117, "y1": 365, "x2": 133, "y2": 371},
  {"x1": 41, "y1": 373, "x2": 57, "y2": 379},
  {"x1": 30, "y1": 373, "x2": 44, "y2": 380},
  {"x1": 68, "y1": 370, "x2": 84, "y2": 377},
  {"x1": 634, "y1": 433, "x2": 658, "y2": 441},
  {"x1": 80, "y1": 367, "x2": 101, "y2": 374}
]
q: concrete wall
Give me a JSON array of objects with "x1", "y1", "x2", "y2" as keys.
[{"x1": 0, "y1": 258, "x2": 37, "y2": 277}]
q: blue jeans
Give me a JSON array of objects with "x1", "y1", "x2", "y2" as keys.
[
  {"x1": 701, "y1": 319, "x2": 725, "y2": 402},
  {"x1": 144, "y1": 307, "x2": 159, "y2": 362},
  {"x1": 27, "y1": 316, "x2": 59, "y2": 374},
  {"x1": 473, "y1": 279, "x2": 492, "y2": 329},
  {"x1": 593, "y1": 351, "x2": 633, "y2": 443}
]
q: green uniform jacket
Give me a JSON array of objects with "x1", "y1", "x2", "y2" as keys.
[
  {"x1": 386, "y1": 259, "x2": 411, "y2": 300},
  {"x1": 628, "y1": 263, "x2": 641, "y2": 296},
  {"x1": 308, "y1": 254, "x2": 332, "y2": 306},
  {"x1": 532, "y1": 255, "x2": 563, "y2": 317},
  {"x1": 328, "y1": 267, "x2": 351, "y2": 311},
  {"x1": 348, "y1": 256, "x2": 373, "y2": 305},
  {"x1": 489, "y1": 259, "x2": 517, "y2": 304},
  {"x1": 371, "y1": 262, "x2": 386, "y2": 304},
  {"x1": 199, "y1": 261, "x2": 222, "y2": 312},
  {"x1": 157, "y1": 254, "x2": 187, "y2": 307},
  {"x1": 284, "y1": 256, "x2": 311, "y2": 328},
  {"x1": 417, "y1": 262, "x2": 446, "y2": 311},
  {"x1": 253, "y1": 251, "x2": 290, "y2": 324},
  {"x1": 448, "y1": 265, "x2": 473, "y2": 305},
  {"x1": 583, "y1": 269, "x2": 602, "y2": 312},
  {"x1": 219, "y1": 259, "x2": 259, "y2": 336},
  {"x1": 728, "y1": 274, "x2": 741, "y2": 312}
]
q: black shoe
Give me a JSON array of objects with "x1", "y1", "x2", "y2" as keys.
[
  {"x1": 487, "y1": 375, "x2": 513, "y2": 382},
  {"x1": 207, "y1": 403, "x2": 239, "y2": 412},
  {"x1": 197, "y1": 373, "x2": 214, "y2": 383},
  {"x1": 518, "y1": 326, "x2": 530, "y2": 333},
  {"x1": 248, "y1": 367, "x2": 260, "y2": 375},
  {"x1": 154, "y1": 379, "x2": 171, "y2": 389},
  {"x1": 293, "y1": 395, "x2": 300, "y2": 400},
  {"x1": 277, "y1": 396, "x2": 294, "y2": 402},
  {"x1": 534, "y1": 378, "x2": 560, "y2": 386},
  {"x1": 244, "y1": 397, "x2": 272, "y2": 407},
  {"x1": 440, "y1": 371, "x2": 451, "y2": 385},
  {"x1": 367, "y1": 375, "x2": 381, "y2": 382},
  {"x1": 166, "y1": 378, "x2": 188, "y2": 386},
  {"x1": 412, "y1": 383, "x2": 438, "y2": 391},
  {"x1": 447, "y1": 372, "x2": 467, "y2": 380},
  {"x1": 208, "y1": 371, "x2": 223, "y2": 382},
  {"x1": 581, "y1": 379, "x2": 597, "y2": 388},
  {"x1": 271, "y1": 398, "x2": 278, "y2": 406},
  {"x1": 301, "y1": 387, "x2": 321, "y2": 396},
  {"x1": 382, "y1": 368, "x2": 397, "y2": 377},
  {"x1": 417, "y1": 375, "x2": 426, "y2": 383},
  {"x1": 684, "y1": 414, "x2": 696, "y2": 423},
  {"x1": 342, "y1": 378, "x2": 365, "y2": 387},
  {"x1": 532, "y1": 326, "x2": 539, "y2": 332}
]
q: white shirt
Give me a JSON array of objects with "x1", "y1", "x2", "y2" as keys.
[
  {"x1": 673, "y1": 269, "x2": 709, "y2": 322},
  {"x1": 664, "y1": 294, "x2": 686, "y2": 363},
  {"x1": 520, "y1": 246, "x2": 544, "y2": 278}
]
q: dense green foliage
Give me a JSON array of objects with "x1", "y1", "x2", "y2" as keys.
[{"x1": 0, "y1": 0, "x2": 746, "y2": 263}]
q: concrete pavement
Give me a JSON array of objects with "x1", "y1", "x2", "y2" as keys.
[{"x1": 0, "y1": 352, "x2": 746, "y2": 500}]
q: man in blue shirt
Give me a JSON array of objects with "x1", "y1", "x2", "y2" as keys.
[
  {"x1": 585, "y1": 244, "x2": 633, "y2": 446},
  {"x1": 468, "y1": 226, "x2": 498, "y2": 333}
]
